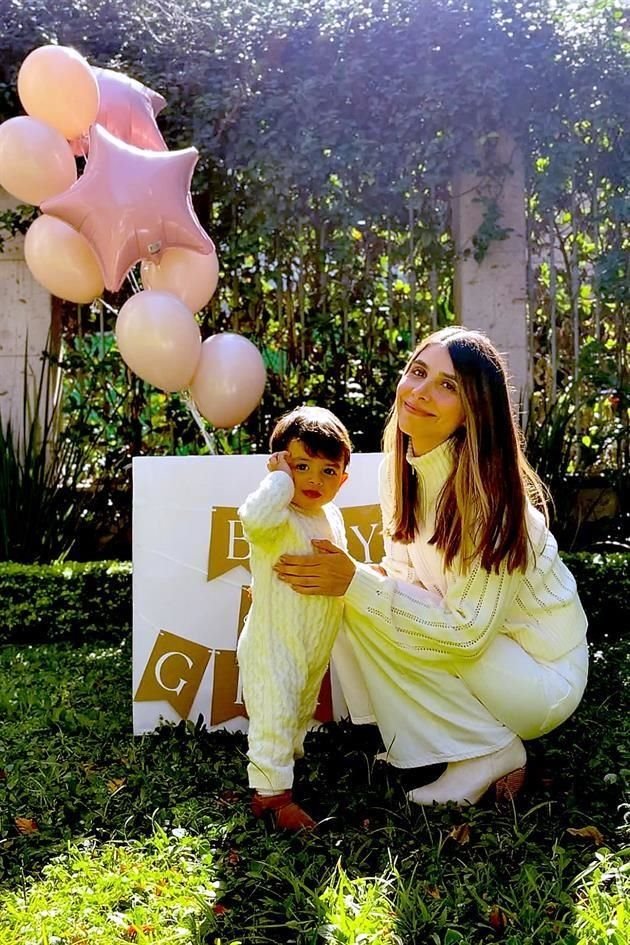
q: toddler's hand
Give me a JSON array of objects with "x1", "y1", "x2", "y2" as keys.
[{"x1": 267, "y1": 451, "x2": 292, "y2": 475}]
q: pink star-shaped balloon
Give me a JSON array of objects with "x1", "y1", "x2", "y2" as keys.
[
  {"x1": 42, "y1": 124, "x2": 213, "y2": 291},
  {"x1": 71, "y1": 67, "x2": 168, "y2": 156}
]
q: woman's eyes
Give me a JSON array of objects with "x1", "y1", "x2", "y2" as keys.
[{"x1": 409, "y1": 368, "x2": 457, "y2": 393}]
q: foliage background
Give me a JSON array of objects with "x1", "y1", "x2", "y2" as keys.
[{"x1": 0, "y1": 0, "x2": 627, "y2": 557}]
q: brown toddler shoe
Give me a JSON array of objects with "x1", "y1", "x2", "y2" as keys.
[{"x1": 251, "y1": 790, "x2": 316, "y2": 832}]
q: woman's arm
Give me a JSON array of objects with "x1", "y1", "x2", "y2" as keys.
[
  {"x1": 274, "y1": 542, "x2": 520, "y2": 661},
  {"x1": 345, "y1": 559, "x2": 520, "y2": 660}
]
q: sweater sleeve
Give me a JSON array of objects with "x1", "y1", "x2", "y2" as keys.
[
  {"x1": 344, "y1": 556, "x2": 521, "y2": 661},
  {"x1": 237, "y1": 471, "x2": 294, "y2": 543}
]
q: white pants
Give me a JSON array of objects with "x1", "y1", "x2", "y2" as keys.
[{"x1": 333, "y1": 612, "x2": 589, "y2": 768}]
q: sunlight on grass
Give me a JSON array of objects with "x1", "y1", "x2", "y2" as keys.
[
  {"x1": 318, "y1": 861, "x2": 400, "y2": 945},
  {"x1": 573, "y1": 846, "x2": 630, "y2": 945},
  {"x1": 0, "y1": 827, "x2": 223, "y2": 944}
]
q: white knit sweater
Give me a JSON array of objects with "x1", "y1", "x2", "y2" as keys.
[{"x1": 344, "y1": 440, "x2": 588, "y2": 663}]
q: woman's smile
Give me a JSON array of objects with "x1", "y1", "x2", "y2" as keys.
[{"x1": 403, "y1": 401, "x2": 436, "y2": 418}]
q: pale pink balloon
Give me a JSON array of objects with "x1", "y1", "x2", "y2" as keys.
[
  {"x1": 17, "y1": 45, "x2": 99, "y2": 140},
  {"x1": 71, "y1": 67, "x2": 167, "y2": 156},
  {"x1": 190, "y1": 333, "x2": 267, "y2": 428},
  {"x1": 24, "y1": 214, "x2": 104, "y2": 304},
  {"x1": 0, "y1": 116, "x2": 77, "y2": 206},
  {"x1": 141, "y1": 245, "x2": 219, "y2": 313},
  {"x1": 115, "y1": 290, "x2": 202, "y2": 392},
  {"x1": 41, "y1": 124, "x2": 214, "y2": 292}
]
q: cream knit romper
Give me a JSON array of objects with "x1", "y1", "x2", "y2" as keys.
[{"x1": 237, "y1": 470, "x2": 347, "y2": 791}]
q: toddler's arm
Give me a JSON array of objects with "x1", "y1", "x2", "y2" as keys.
[{"x1": 238, "y1": 452, "x2": 294, "y2": 543}]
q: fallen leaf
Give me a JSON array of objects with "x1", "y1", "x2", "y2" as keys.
[
  {"x1": 213, "y1": 903, "x2": 228, "y2": 915},
  {"x1": 0, "y1": 769, "x2": 7, "y2": 781},
  {"x1": 124, "y1": 926, "x2": 139, "y2": 941},
  {"x1": 488, "y1": 904, "x2": 508, "y2": 933},
  {"x1": 15, "y1": 817, "x2": 38, "y2": 835},
  {"x1": 217, "y1": 789, "x2": 240, "y2": 806},
  {"x1": 68, "y1": 931, "x2": 89, "y2": 945},
  {"x1": 226, "y1": 849, "x2": 240, "y2": 866},
  {"x1": 448, "y1": 823, "x2": 471, "y2": 845},
  {"x1": 107, "y1": 777, "x2": 126, "y2": 794},
  {"x1": 425, "y1": 885, "x2": 442, "y2": 899},
  {"x1": 567, "y1": 825, "x2": 605, "y2": 847}
]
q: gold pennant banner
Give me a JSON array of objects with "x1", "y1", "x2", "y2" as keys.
[
  {"x1": 207, "y1": 503, "x2": 384, "y2": 582},
  {"x1": 211, "y1": 586, "x2": 251, "y2": 725},
  {"x1": 207, "y1": 507, "x2": 251, "y2": 580},
  {"x1": 342, "y1": 504, "x2": 384, "y2": 564},
  {"x1": 134, "y1": 630, "x2": 212, "y2": 719}
]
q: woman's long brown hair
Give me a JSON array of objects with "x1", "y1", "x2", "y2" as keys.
[{"x1": 383, "y1": 327, "x2": 548, "y2": 574}]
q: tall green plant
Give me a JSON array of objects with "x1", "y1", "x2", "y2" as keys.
[{"x1": 0, "y1": 348, "x2": 99, "y2": 563}]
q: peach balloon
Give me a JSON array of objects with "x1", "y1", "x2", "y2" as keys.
[
  {"x1": 141, "y1": 245, "x2": 219, "y2": 313},
  {"x1": 190, "y1": 333, "x2": 266, "y2": 428},
  {"x1": 116, "y1": 290, "x2": 202, "y2": 393},
  {"x1": 0, "y1": 116, "x2": 77, "y2": 205},
  {"x1": 24, "y1": 214, "x2": 104, "y2": 304},
  {"x1": 17, "y1": 45, "x2": 99, "y2": 140}
]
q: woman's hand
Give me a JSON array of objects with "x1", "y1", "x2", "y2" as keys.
[{"x1": 273, "y1": 539, "x2": 356, "y2": 596}]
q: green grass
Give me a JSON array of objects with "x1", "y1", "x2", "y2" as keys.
[{"x1": 0, "y1": 640, "x2": 627, "y2": 945}]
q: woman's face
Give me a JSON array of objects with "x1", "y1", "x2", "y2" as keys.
[{"x1": 396, "y1": 343, "x2": 465, "y2": 454}]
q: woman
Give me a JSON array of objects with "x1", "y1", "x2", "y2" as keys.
[{"x1": 274, "y1": 327, "x2": 588, "y2": 806}]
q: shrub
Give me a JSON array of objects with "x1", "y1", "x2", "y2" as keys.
[
  {"x1": 0, "y1": 560, "x2": 131, "y2": 645},
  {"x1": 562, "y1": 552, "x2": 630, "y2": 643},
  {"x1": 0, "y1": 554, "x2": 627, "y2": 647}
]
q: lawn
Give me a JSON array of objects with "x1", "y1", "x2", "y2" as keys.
[{"x1": 0, "y1": 637, "x2": 627, "y2": 945}]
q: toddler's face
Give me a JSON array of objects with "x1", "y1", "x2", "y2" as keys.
[{"x1": 285, "y1": 438, "x2": 348, "y2": 511}]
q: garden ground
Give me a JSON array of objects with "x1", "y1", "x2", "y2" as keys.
[{"x1": 0, "y1": 637, "x2": 627, "y2": 945}]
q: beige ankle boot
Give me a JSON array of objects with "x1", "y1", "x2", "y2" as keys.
[{"x1": 407, "y1": 737, "x2": 527, "y2": 807}]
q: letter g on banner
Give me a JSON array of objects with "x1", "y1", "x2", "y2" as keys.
[{"x1": 134, "y1": 629, "x2": 212, "y2": 719}]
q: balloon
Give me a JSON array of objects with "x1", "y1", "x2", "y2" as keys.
[
  {"x1": 115, "y1": 290, "x2": 202, "y2": 392},
  {"x1": 24, "y1": 214, "x2": 104, "y2": 304},
  {"x1": 0, "y1": 116, "x2": 77, "y2": 205},
  {"x1": 141, "y1": 246, "x2": 219, "y2": 313},
  {"x1": 71, "y1": 67, "x2": 167, "y2": 156},
  {"x1": 190, "y1": 333, "x2": 266, "y2": 428},
  {"x1": 41, "y1": 124, "x2": 214, "y2": 292},
  {"x1": 17, "y1": 45, "x2": 99, "y2": 140}
]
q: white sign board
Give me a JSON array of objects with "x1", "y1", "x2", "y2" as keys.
[{"x1": 132, "y1": 454, "x2": 383, "y2": 734}]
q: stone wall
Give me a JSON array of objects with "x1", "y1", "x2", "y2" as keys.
[{"x1": 0, "y1": 187, "x2": 52, "y2": 431}]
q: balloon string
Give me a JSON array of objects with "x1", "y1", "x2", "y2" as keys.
[
  {"x1": 127, "y1": 267, "x2": 142, "y2": 294},
  {"x1": 183, "y1": 391, "x2": 217, "y2": 454}
]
